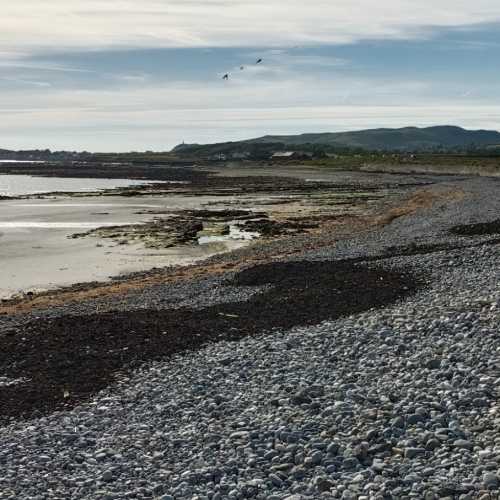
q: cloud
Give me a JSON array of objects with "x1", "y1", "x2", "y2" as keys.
[
  {"x1": 0, "y1": 61, "x2": 95, "y2": 74},
  {"x1": 2, "y1": 101, "x2": 500, "y2": 152},
  {"x1": 0, "y1": 70, "x2": 498, "y2": 151},
  {"x1": 3, "y1": 1, "x2": 500, "y2": 55},
  {"x1": 250, "y1": 51, "x2": 348, "y2": 69},
  {"x1": 1, "y1": 2, "x2": 499, "y2": 151},
  {"x1": 0, "y1": 77, "x2": 51, "y2": 88}
]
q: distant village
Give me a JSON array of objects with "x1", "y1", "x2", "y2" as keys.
[
  {"x1": 0, "y1": 147, "x2": 332, "y2": 164},
  {"x1": 207, "y1": 150, "x2": 327, "y2": 162},
  {"x1": 0, "y1": 149, "x2": 93, "y2": 162}
]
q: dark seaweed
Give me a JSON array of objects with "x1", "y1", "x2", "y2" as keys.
[{"x1": 0, "y1": 261, "x2": 420, "y2": 423}]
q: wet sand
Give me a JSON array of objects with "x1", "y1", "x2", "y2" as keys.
[
  {"x1": 0, "y1": 196, "x2": 254, "y2": 299},
  {"x1": 0, "y1": 174, "x2": 161, "y2": 197},
  {"x1": 0, "y1": 165, "x2": 439, "y2": 300}
]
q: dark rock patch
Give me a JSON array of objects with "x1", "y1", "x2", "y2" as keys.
[
  {"x1": 450, "y1": 219, "x2": 500, "y2": 236},
  {"x1": 70, "y1": 218, "x2": 205, "y2": 248},
  {"x1": 237, "y1": 219, "x2": 319, "y2": 237},
  {"x1": 179, "y1": 209, "x2": 267, "y2": 221},
  {"x1": 0, "y1": 261, "x2": 421, "y2": 423}
]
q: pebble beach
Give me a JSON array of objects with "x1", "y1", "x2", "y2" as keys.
[{"x1": 0, "y1": 175, "x2": 498, "y2": 500}]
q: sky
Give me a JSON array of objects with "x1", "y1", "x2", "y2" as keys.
[{"x1": 1, "y1": 1, "x2": 500, "y2": 152}]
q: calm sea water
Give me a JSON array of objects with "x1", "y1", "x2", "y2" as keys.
[{"x1": 0, "y1": 175, "x2": 157, "y2": 197}]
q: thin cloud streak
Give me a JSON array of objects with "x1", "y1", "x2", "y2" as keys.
[
  {"x1": 0, "y1": 77, "x2": 52, "y2": 88},
  {"x1": 3, "y1": 1, "x2": 500, "y2": 55}
]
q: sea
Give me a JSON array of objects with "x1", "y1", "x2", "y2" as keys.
[{"x1": 0, "y1": 174, "x2": 157, "y2": 197}]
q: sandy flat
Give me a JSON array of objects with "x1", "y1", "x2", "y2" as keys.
[{"x1": 0, "y1": 196, "x2": 251, "y2": 299}]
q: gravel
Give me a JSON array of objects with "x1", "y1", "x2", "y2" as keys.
[{"x1": 0, "y1": 175, "x2": 498, "y2": 499}]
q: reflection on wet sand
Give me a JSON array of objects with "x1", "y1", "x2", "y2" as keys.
[
  {"x1": 0, "y1": 166, "x2": 420, "y2": 299},
  {"x1": 0, "y1": 174, "x2": 161, "y2": 197},
  {"x1": 0, "y1": 195, "x2": 260, "y2": 299},
  {"x1": 0, "y1": 222, "x2": 132, "y2": 229}
]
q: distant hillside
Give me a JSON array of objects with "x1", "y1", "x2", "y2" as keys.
[
  {"x1": 0, "y1": 148, "x2": 90, "y2": 162},
  {"x1": 173, "y1": 126, "x2": 500, "y2": 156},
  {"x1": 253, "y1": 126, "x2": 500, "y2": 150}
]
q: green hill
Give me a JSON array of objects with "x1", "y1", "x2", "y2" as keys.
[{"x1": 172, "y1": 126, "x2": 500, "y2": 156}]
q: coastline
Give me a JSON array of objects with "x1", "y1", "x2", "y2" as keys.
[
  {"x1": 0, "y1": 168, "x2": 498, "y2": 498},
  {"x1": 0, "y1": 165, "x2": 436, "y2": 301},
  {"x1": 0, "y1": 169, "x2": 457, "y2": 312}
]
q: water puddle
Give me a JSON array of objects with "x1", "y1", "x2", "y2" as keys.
[
  {"x1": 198, "y1": 224, "x2": 260, "y2": 245},
  {"x1": 14, "y1": 203, "x2": 164, "y2": 209},
  {"x1": 0, "y1": 222, "x2": 133, "y2": 229},
  {"x1": 0, "y1": 174, "x2": 164, "y2": 197}
]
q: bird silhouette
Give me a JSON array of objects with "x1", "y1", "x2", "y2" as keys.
[{"x1": 220, "y1": 57, "x2": 263, "y2": 80}]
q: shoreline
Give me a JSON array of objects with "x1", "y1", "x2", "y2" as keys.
[
  {"x1": 0, "y1": 179, "x2": 460, "y2": 314},
  {"x1": 0, "y1": 169, "x2": 498, "y2": 498},
  {"x1": 0, "y1": 166, "x2": 436, "y2": 302}
]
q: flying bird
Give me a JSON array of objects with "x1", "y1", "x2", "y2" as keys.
[{"x1": 219, "y1": 56, "x2": 264, "y2": 80}]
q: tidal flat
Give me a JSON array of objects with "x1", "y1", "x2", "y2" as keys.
[
  {"x1": 0, "y1": 164, "x2": 453, "y2": 299},
  {"x1": 0, "y1": 195, "x2": 252, "y2": 299}
]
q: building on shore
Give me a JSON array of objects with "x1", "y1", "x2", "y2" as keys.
[
  {"x1": 231, "y1": 152, "x2": 251, "y2": 160},
  {"x1": 271, "y1": 151, "x2": 314, "y2": 161}
]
